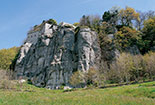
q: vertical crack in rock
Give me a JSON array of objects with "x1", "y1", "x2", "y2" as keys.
[{"x1": 13, "y1": 22, "x2": 101, "y2": 89}]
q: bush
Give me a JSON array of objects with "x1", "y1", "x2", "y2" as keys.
[
  {"x1": 69, "y1": 68, "x2": 99, "y2": 87},
  {"x1": 73, "y1": 22, "x2": 79, "y2": 27},
  {"x1": 84, "y1": 68, "x2": 98, "y2": 86},
  {"x1": 47, "y1": 19, "x2": 57, "y2": 25},
  {"x1": 106, "y1": 52, "x2": 155, "y2": 84},
  {"x1": 143, "y1": 52, "x2": 155, "y2": 80},
  {"x1": 129, "y1": 55, "x2": 144, "y2": 81},
  {"x1": 70, "y1": 51, "x2": 155, "y2": 88},
  {"x1": 96, "y1": 52, "x2": 155, "y2": 86},
  {"x1": 0, "y1": 70, "x2": 16, "y2": 89},
  {"x1": 69, "y1": 71, "x2": 85, "y2": 87}
]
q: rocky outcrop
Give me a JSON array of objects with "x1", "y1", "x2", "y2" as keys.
[{"x1": 13, "y1": 22, "x2": 101, "y2": 89}]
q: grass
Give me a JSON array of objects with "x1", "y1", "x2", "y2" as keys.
[{"x1": 0, "y1": 81, "x2": 154, "y2": 105}]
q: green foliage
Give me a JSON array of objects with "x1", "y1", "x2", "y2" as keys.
[
  {"x1": 73, "y1": 22, "x2": 79, "y2": 26},
  {"x1": 78, "y1": 7, "x2": 154, "y2": 54},
  {"x1": 10, "y1": 50, "x2": 20, "y2": 71},
  {"x1": 47, "y1": 19, "x2": 57, "y2": 25},
  {"x1": 0, "y1": 47, "x2": 20, "y2": 70},
  {"x1": 99, "y1": 33, "x2": 116, "y2": 63},
  {"x1": 114, "y1": 26, "x2": 140, "y2": 50},
  {"x1": 102, "y1": 11, "x2": 112, "y2": 22},
  {"x1": 102, "y1": 8, "x2": 119, "y2": 26},
  {"x1": 141, "y1": 17, "x2": 155, "y2": 53}
]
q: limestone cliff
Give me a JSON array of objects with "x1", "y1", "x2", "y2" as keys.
[{"x1": 13, "y1": 21, "x2": 101, "y2": 89}]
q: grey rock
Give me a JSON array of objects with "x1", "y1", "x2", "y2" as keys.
[
  {"x1": 13, "y1": 22, "x2": 101, "y2": 89},
  {"x1": 64, "y1": 86, "x2": 72, "y2": 90}
]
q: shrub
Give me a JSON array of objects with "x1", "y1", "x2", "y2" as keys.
[
  {"x1": 73, "y1": 22, "x2": 79, "y2": 27},
  {"x1": 69, "y1": 71, "x2": 85, "y2": 87},
  {"x1": 84, "y1": 68, "x2": 98, "y2": 86},
  {"x1": 0, "y1": 70, "x2": 16, "y2": 89},
  {"x1": 105, "y1": 52, "x2": 155, "y2": 84},
  {"x1": 47, "y1": 19, "x2": 57, "y2": 25},
  {"x1": 129, "y1": 55, "x2": 145, "y2": 81},
  {"x1": 111, "y1": 53, "x2": 133, "y2": 83},
  {"x1": 143, "y1": 52, "x2": 155, "y2": 80},
  {"x1": 69, "y1": 68, "x2": 99, "y2": 87},
  {"x1": 71, "y1": 53, "x2": 155, "y2": 88}
]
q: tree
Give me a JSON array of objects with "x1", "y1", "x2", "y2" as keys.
[
  {"x1": 114, "y1": 26, "x2": 140, "y2": 50},
  {"x1": 102, "y1": 7, "x2": 119, "y2": 26},
  {"x1": 79, "y1": 15, "x2": 90, "y2": 26},
  {"x1": 142, "y1": 17, "x2": 155, "y2": 53},
  {"x1": 135, "y1": 11, "x2": 147, "y2": 30},
  {"x1": 79, "y1": 15, "x2": 101, "y2": 33},
  {"x1": 135, "y1": 10, "x2": 155, "y2": 30},
  {"x1": 119, "y1": 6, "x2": 140, "y2": 27},
  {"x1": 146, "y1": 10, "x2": 155, "y2": 19},
  {"x1": 102, "y1": 11, "x2": 111, "y2": 22},
  {"x1": 89, "y1": 15, "x2": 101, "y2": 31}
]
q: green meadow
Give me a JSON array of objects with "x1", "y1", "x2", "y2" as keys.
[{"x1": 0, "y1": 81, "x2": 154, "y2": 105}]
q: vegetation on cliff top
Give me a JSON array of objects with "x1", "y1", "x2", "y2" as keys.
[{"x1": 78, "y1": 6, "x2": 155, "y2": 54}]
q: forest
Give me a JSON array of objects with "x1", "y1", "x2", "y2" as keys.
[{"x1": 69, "y1": 6, "x2": 155, "y2": 87}]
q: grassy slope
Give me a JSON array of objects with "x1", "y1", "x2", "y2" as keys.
[{"x1": 0, "y1": 81, "x2": 154, "y2": 105}]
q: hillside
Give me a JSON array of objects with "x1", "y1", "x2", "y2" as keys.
[{"x1": 0, "y1": 81, "x2": 154, "y2": 105}]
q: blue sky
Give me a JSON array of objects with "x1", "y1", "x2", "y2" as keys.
[{"x1": 0, "y1": 0, "x2": 155, "y2": 49}]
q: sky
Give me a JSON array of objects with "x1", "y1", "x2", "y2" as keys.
[{"x1": 0, "y1": 0, "x2": 155, "y2": 49}]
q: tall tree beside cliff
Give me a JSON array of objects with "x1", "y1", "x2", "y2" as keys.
[
  {"x1": 119, "y1": 6, "x2": 140, "y2": 27},
  {"x1": 141, "y1": 17, "x2": 155, "y2": 53},
  {"x1": 114, "y1": 26, "x2": 140, "y2": 50}
]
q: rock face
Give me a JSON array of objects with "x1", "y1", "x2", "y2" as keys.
[{"x1": 13, "y1": 22, "x2": 101, "y2": 89}]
